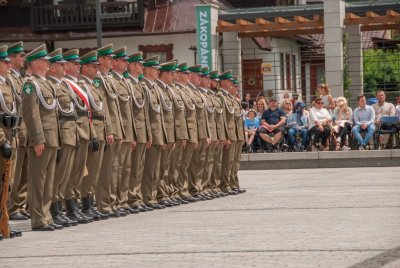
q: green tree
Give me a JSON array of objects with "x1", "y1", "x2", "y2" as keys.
[{"x1": 363, "y1": 49, "x2": 400, "y2": 94}]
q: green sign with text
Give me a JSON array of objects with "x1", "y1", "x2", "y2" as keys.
[{"x1": 196, "y1": 5, "x2": 212, "y2": 69}]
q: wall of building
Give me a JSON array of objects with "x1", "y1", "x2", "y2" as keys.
[{"x1": 240, "y1": 37, "x2": 302, "y2": 101}]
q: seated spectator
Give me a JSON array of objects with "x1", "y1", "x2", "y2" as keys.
[
  {"x1": 241, "y1": 101, "x2": 250, "y2": 119},
  {"x1": 287, "y1": 101, "x2": 309, "y2": 151},
  {"x1": 244, "y1": 109, "x2": 260, "y2": 152},
  {"x1": 352, "y1": 95, "x2": 375, "y2": 150},
  {"x1": 332, "y1": 97, "x2": 352, "y2": 151},
  {"x1": 309, "y1": 97, "x2": 332, "y2": 151},
  {"x1": 281, "y1": 99, "x2": 293, "y2": 118},
  {"x1": 242, "y1": 93, "x2": 253, "y2": 109},
  {"x1": 259, "y1": 97, "x2": 287, "y2": 151},
  {"x1": 396, "y1": 96, "x2": 400, "y2": 118},
  {"x1": 255, "y1": 98, "x2": 268, "y2": 120},
  {"x1": 372, "y1": 90, "x2": 396, "y2": 149}
]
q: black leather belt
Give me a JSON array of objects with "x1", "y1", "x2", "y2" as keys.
[
  {"x1": 92, "y1": 115, "x2": 104, "y2": 121},
  {"x1": 77, "y1": 111, "x2": 91, "y2": 117},
  {"x1": 59, "y1": 114, "x2": 78, "y2": 121},
  {"x1": 0, "y1": 114, "x2": 21, "y2": 128}
]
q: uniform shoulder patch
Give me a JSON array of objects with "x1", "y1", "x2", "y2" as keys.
[
  {"x1": 93, "y1": 77, "x2": 101, "y2": 88},
  {"x1": 23, "y1": 83, "x2": 34, "y2": 95}
]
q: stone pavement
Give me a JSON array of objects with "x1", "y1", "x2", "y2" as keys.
[{"x1": 1, "y1": 167, "x2": 399, "y2": 268}]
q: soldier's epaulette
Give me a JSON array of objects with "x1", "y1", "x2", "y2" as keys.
[
  {"x1": 216, "y1": 91, "x2": 223, "y2": 98},
  {"x1": 77, "y1": 79, "x2": 85, "y2": 84}
]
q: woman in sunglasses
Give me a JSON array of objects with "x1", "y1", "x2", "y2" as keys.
[
  {"x1": 309, "y1": 97, "x2": 332, "y2": 151},
  {"x1": 332, "y1": 97, "x2": 352, "y2": 151}
]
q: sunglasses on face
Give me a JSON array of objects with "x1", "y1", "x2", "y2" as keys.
[{"x1": 316, "y1": 102, "x2": 323, "y2": 104}]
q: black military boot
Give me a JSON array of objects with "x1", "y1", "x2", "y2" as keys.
[
  {"x1": 59, "y1": 200, "x2": 78, "y2": 226},
  {"x1": 90, "y1": 195, "x2": 109, "y2": 220},
  {"x1": 81, "y1": 196, "x2": 99, "y2": 221},
  {"x1": 74, "y1": 198, "x2": 93, "y2": 222},
  {"x1": 50, "y1": 201, "x2": 71, "y2": 227},
  {"x1": 65, "y1": 199, "x2": 90, "y2": 224}
]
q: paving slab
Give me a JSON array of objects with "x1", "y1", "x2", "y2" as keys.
[{"x1": 1, "y1": 167, "x2": 399, "y2": 268}]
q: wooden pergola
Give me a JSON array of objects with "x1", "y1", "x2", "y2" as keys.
[{"x1": 217, "y1": 5, "x2": 400, "y2": 37}]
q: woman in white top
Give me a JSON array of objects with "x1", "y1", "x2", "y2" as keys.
[
  {"x1": 309, "y1": 97, "x2": 332, "y2": 151},
  {"x1": 318, "y1": 83, "x2": 335, "y2": 113},
  {"x1": 332, "y1": 97, "x2": 353, "y2": 150},
  {"x1": 255, "y1": 98, "x2": 268, "y2": 120}
]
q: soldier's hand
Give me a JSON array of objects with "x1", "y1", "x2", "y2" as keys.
[
  {"x1": 224, "y1": 140, "x2": 232, "y2": 150},
  {"x1": 206, "y1": 138, "x2": 211, "y2": 148},
  {"x1": 34, "y1": 144, "x2": 45, "y2": 157},
  {"x1": 131, "y1": 140, "x2": 137, "y2": 152},
  {"x1": 194, "y1": 142, "x2": 199, "y2": 149},
  {"x1": 1, "y1": 142, "x2": 12, "y2": 160},
  {"x1": 107, "y1": 135, "x2": 114, "y2": 145},
  {"x1": 89, "y1": 138, "x2": 100, "y2": 152},
  {"x1": 146, "y1": 141, "x2": 152, "y2": 149},
  {"x1": 182, "y1": 140, "x2": 187, "y2": 149},
  {"x1": 56, "y1": 149, "x2": 63, "y2": 163}
]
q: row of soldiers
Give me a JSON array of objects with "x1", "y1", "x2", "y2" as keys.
[{"x1": 0, "y1": 41, "x2": 245, "y2": 236}]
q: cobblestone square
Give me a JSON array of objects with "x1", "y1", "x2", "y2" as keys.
[{"x1": 1, "y1": 167, "x2": 399, "y2": 268}]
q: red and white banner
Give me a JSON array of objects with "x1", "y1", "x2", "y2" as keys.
[{"x1": 64, "y1": 78, "x2": 92, "y2": 123}]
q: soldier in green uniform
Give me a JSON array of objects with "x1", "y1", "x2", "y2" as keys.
[
  {"x1": 61, "y1": 49, "x2": 94, "y2": 223},
  {"x1": 22, "y1": 44, "x2": 62, "y2": 231},
  {"x1": 0, "y1": 45, "x2": 23, "y2": 238},
  {"x1": 229, "y1": 76, "x2": 246, "y2": 193},
  {"x1": 166, "y1": 61, "x2": 190, "y2": 205},
  {"x1": 187, "y1": 65, "x2": 212, "y2": 201},
  {"x1": 110, "y1": 47, "x2": 137, "y2": 214},
  {"x1": 7, "y1": 41, "x2": 31, "y2": 220},
  {"x1": 94, "y1": 44, "x2": 125, "y2": 217},
  {"x1": 125, "y1": 52, "x2": 153, "y2": 212},
  {"x1": 46, "y1": 48, "x2": 79, "y2": 226},
  {"x1": 209, "y1": 71, "x2": 228, "y2": 197},
  {"x1": 79, "y1": 50, "x2": 109, "y2": 220},
  {"x1": 217, "y1": 70, "x2": 239, "y2": 195},
  {"x1": 198, "y1": 67, "x2": 219, "y2": 198},
  {"x1": 155, "y1": 60, "x2": 179, "y2": 207},
  {"x1": 141, "y1": 56, "x2": 167, "y2": 210},
  {"x1": 174, "y1": 63, "x2": 199, "y2": 203}
]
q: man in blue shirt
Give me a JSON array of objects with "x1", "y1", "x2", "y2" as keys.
[
  {"x1": 352, "y1": 95, "x2": 376, "y2": 150},
  {"x1": 259, "y1": 97, "x2": 286, "y2": 150}
]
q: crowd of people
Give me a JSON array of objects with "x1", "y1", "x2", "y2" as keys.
[
  {"x1": 241, "y1": 84, "x2": 400, "y2": 153},
  {"x1": 0, "y1": 42, "x2": 246, "y2": 240}
]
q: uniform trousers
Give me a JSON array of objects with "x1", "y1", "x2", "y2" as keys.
[
  {"x1": 27, "y1": 148, "x2": 57, "y2": 228},
  {"x1": 188, "y1": 139, "x2": 207, "y2": 196},
  {"x1": 128, "y1": 143, "x2": 146, "y2": 207},
  {"x1": 9, "y1": 146, "x2": 28, "y2": 215},
  {"x1": 53, "y1": 145, "x2": 75, "y2": 202},
  {"x1": 219, "y1": 142, "x2": 236, "y2": 191},
  {"x1": 230, "y1": 140, "x2": 244, "y2": 189},
  {"x1": 201, "y1": 141, "x2": 217, "y2": 194},
  {"x1": 176, "y1": 142, "x2": 196, "y2": 198},
  {"x1": 168, "y1": 140, "x2": 185, "y2": 199},
  {"x1": 157, "y1": 143, "x2": 174, "y2": 202},
  {"x1": 142, "y1": 145, "x2": 162, "y2": 205},
  {"x1": 210, "y1": 142, "x2": 224, "y2": 193},
  {"x1": 96, "y1": 141, "x2": 119, "y2": 213},
  {"x1": 116, "y1": 142, "x2": 132, "y2": 209},
  {"x1": 80, "y1": 141, "x2": 105, "y2": 198}
]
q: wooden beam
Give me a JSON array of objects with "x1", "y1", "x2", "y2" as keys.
[
  {"x1": 313, "y1": 15, "x2": 323, "y2": 22},
  {"x1": 238, "y1": 27, "x2": 324, "y2": 38},
  {"x1": 366, "y1": 11, "x2": 379, "y2": 18},
  {"x1": 217, "y1": 19, "x2": 323, "y2": 32},
  {"x1": 345, "y1": 13, "x2": 360, "y2": 20},
  {"x1": 275, "y1": 17, "x2": 289, "y2": 24},
  {"x1": 362, "y1": 23, "x2": 400, "y2": 31},
  {"x1": 345, "y1": 11, "x2": 400, "y2": 25},
  {"x1": 386, "y1": 9, "x2": 400, "y2": 17},
  {"x1": 294, "y1": 16, "x2": 309, "y2": 23},
  {"x1": 255, "y1": 18, "x2": 270, "y2": 25},
  {"x1": 218, "y1": 20, "x2": 234, "y2": 27},
  {"x1": 236, "y1": 19, "x2": 253, "y2": 26}
]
